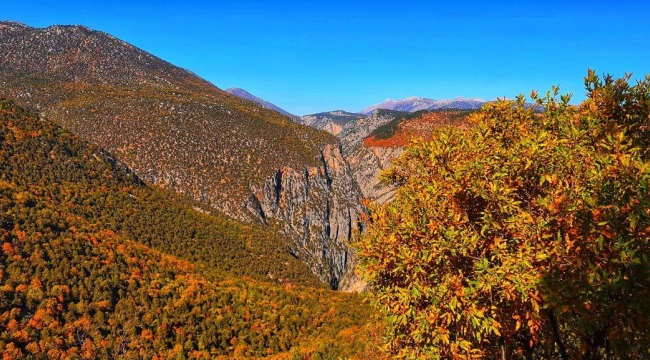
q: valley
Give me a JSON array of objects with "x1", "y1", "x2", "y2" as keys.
[
  {"x1": 0, "y1": 20, "x2": 473, "y2": 358},
  {"x1": 3, "y1": 16, "x2": 643, "y2": 360}
]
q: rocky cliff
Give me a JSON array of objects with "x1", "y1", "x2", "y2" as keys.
[
  {"x1": 245, "y1": 144, "x2": 363, "y2": 290},
  {"x1": 0, "y1": 21, "x2": 364, "y2": 290},
  {"x1": 300, "y1": 110, "x2": 364, "y2": 136},
  {"x1": 338, "y1": 109, "x2": 406, "y2": 155},
  {"x1": 345, "y1": 145, "x2": 403, "y2": 204}
]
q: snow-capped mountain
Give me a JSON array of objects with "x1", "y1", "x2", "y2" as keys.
[{"x1": 361, "y1": 96, "x2": 486, "y2": 115}]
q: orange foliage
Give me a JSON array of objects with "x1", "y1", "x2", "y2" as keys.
[
  {"x1": 364, "y1": 111, "x2": 470, "y2": 148},
  {"x1": 3, "y1": 343, "x2": 23, "y2": 359},
  {"x1": 141, "y1": 329, "x2": 154, "y2": 341},
  {"x1": 13, "y1": 329, "x2": 30, "y2": 343},
  {"x1": 30, "y1": 278, "x2": 42, "y2": 290},
  {"x1": 2, "y1": 242, "x2": 14, "y2": 256},
  {"x1": 6, "y1": 319, "x2": 19, "y2": 332},
  {"x1": 15, "y1": 230, "x2": 27, "y2": 241}
]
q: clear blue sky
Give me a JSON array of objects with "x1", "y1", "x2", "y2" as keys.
[{"x1": 4, "y1": 0, "x2": 650, "y2": 115}]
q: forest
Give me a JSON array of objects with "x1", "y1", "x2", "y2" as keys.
[
  {"x1": 0, "y1": 98, "x2": 379, "y2": 358},
  {"x1": 3, "y1": 70, "x2": 649, "y2": 359}
]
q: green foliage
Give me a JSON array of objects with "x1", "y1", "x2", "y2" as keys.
[
  {"x1": 0, "y1": 98, "x2": 377, "y2": 358},
  {"x1": 357, "y1": 71, "x2": 650, "y2": 359}
]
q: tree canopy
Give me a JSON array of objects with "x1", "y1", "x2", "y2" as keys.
[{"x1": 356, "y1": 71, "x2": 650, "y2": 359}]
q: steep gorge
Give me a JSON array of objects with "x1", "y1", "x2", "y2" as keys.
[
  {"x1": 246, "y1": 144, "x2": 363, "y2": 289},
  {"x1": 0, "y1": 21, "x2": 363, "y2": 289}
]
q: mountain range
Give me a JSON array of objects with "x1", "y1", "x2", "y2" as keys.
[
  {"x1": 224, "y1": 88, "x2": 486, "y2": 119},
  {"x1": 360, "y1": 96, "x2": 486, "y2": 115}
]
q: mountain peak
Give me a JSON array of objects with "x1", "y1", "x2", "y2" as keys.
[
  {"x1": 361, "y1": 96, "x2": 485, "y2": 115},
  {"x1": 0, "y1": 20, "x2": 30, "y2": 31},
  {"x1": 225, "y1": 87, "x2": 299, "y2": 120},
  {"x1": 225, "y1": 87, "x2": 252, "y2": 96}
]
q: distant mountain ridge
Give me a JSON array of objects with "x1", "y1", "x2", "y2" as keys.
[
  {"x1": 361, "y1": 96, "x2": 485, "y2": 115},
  {"x1": 225, "y1": 87, "x2": 299, "y2": 120},
  {"x1": 299, "y1": 110, "x2": 365, "y2": 136}
]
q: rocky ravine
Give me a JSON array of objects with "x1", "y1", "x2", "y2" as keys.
[
  {"x1": 337, "y1": 109, "x2": 405, "y2": 154},
  {"x1": 246, "y1": 144, "x2": 363, "y2": 290},
  {"x1": 299, "y1": 110, "x2": 365, "y2": 137},
  {"x1": 345, "y1": 145, "x2": 403, "y2": 204},
  {"x1": 333, "y1": 109, "x2": 406, "y2": 204},
  {"x1": 296, "y1": 109, "x2": 407, "y2": 204}
]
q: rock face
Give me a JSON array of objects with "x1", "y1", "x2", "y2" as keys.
[
  {"x1": 325, "y1": 109, "x2": 407, "y2": 204},
  {"x1": 300, "y1": 110, "x2": 364, "y2": 136},
  {"x1": 245, "y1": 144, "x2": 363, "y2": 290},
  {"x1": 345, "y1": 145, "x2": 403, "y2": 204},
  {"x1": 338, "y1": 109, "x2": 406, "y2": 154}
]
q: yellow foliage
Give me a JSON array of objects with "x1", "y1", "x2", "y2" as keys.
[{"x1": 357, "y1": 71, "x2": 650, "y2": 359}]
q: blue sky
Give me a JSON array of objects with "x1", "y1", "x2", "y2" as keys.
[{"x1": 4, "y1": 0, "x2": 650, "y2": 115}]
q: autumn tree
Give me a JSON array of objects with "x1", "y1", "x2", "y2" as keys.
[{"x1": 357, "y1": 71, "x2": 650, "y2": 359}]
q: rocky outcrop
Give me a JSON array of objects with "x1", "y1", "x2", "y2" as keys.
[
  {"x1": 346, "y1": 145, "x2": 403, "y2": 203},
  {"x1": 245, "y1": 144, "x2": 364, "y2": 290},
  {"x1": 338, "y1": 109, "x2": 405, "y2": 155},
  {"x1": 300, "y1": 111, "x2": 364, "y2": 136}
]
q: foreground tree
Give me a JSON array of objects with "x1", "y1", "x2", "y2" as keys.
[{"x1": 357, "y1": 71, "x2": 650, "y2": 359}]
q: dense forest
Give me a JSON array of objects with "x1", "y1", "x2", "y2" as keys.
[{"x1": 0, "y1": 98, "x2": 379, "y2": 358}]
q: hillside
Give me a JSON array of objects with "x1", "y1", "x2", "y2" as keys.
[
  {"x1": 0, "y1": 98, "x2": 378, "y2": 358},
  {"x1": 299, "y1": 110, "x2": 365, "y2": 136},
  {"x1": 225, "y1": 87, "x2": 300, "y2": 120},
  {"x1": 336, "y1": 109, "x2": 407, "y2": 155},
  {"x1": 364, "y1": 109, "x2": 474, "y2": 147},
  {"x1": 0, "y1": 21, "x2": 363, "y2": 289}
]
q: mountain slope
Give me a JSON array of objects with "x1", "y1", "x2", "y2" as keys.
[
  {"x1": 361, "y1": 96, "x2": 485, "y2": 115},
  {"x1": 0, "y1": 97, "x2": 378, "y2": 358},
  {"x1": 0, "y1": 21, "x2": 362, "y2": 289},
  {"x1": 225, "y1": 87, "x2": 300, "y2": 120},
  {"x1": 299, "y1": 110, "x2": 365, "y2": 136},
  {"x1": 0, "y1": 97, "x2": 323, "y2": 287}
]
